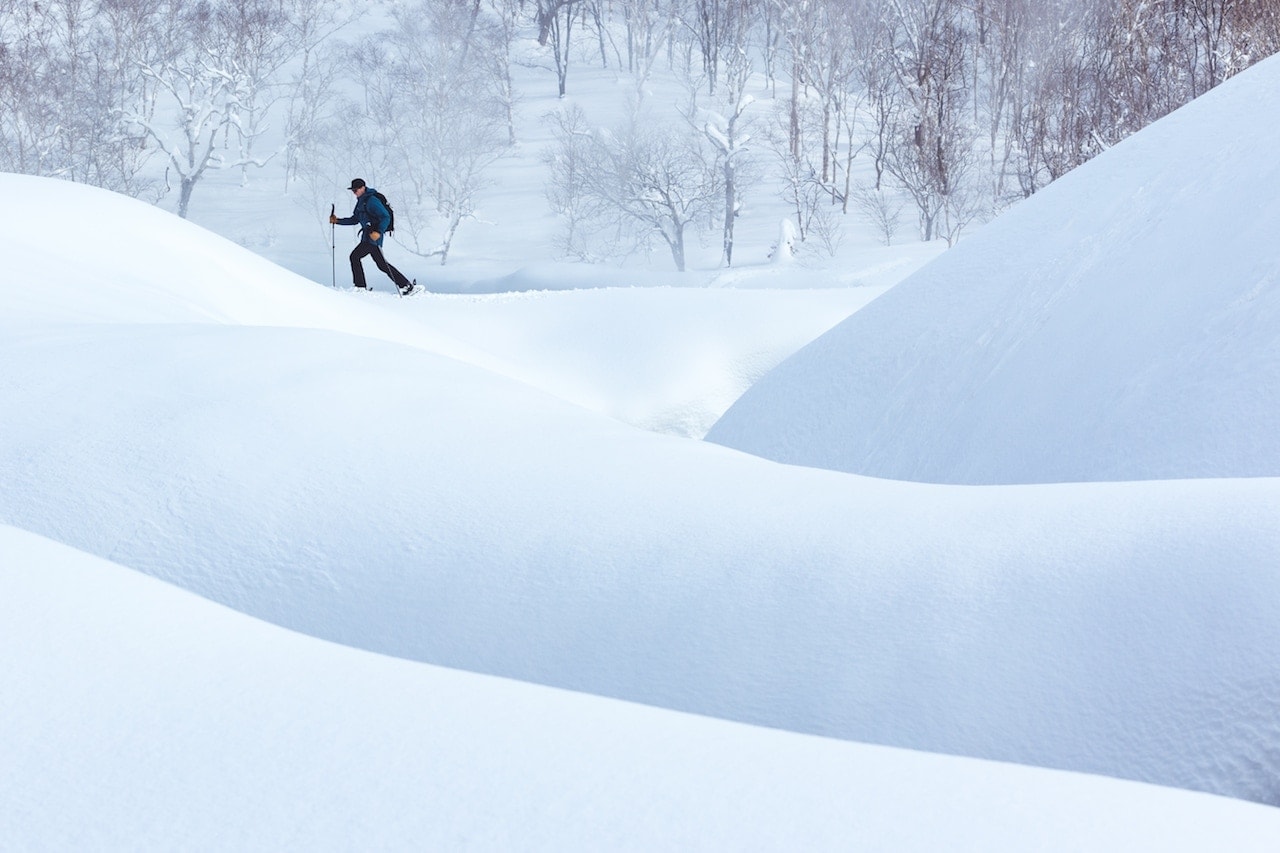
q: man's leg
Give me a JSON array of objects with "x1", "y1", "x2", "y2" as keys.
[
  {"x1": 367, "y1": 244, "x2": 412, "y2": 291},
  {"x1": 349, "y1": 243, "x2": 373, "y2": 289}
]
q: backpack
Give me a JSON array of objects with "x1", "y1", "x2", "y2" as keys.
[{"x1": 369, "y1": 190, "x2": 395, "y2": 233}]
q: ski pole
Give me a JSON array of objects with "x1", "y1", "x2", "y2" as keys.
[{"x1": 329, "y1": 203, "x2": 336, "y2": 289}]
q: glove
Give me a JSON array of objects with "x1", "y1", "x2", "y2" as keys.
[
  {"x1": 328, "y1": 213, "x2": 337, "y2": 224},
  {"x1": 369, "y1": 231, "x2": 381, "y2": 241}
]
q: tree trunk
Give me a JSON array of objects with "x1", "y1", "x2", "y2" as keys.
[
  {"x1": 177, "y1": 177, "x2": 196, "y2": 219},
  {"x1": 723, "y1": 161, "x2": 735, "y2": 266},
  {"x1": 668, "y1": 221, "x2": 687, "y2": 271}
]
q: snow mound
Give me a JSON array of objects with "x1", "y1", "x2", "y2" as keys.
[
  {"x1": 9, "y1": 524, "x2": 1280, "y2": 849},
  {"x1": 0, "y1": 172, "x2": 501, "y2": 366},
  {"x1": 5, "y1": 172, "x2": 340, "y2": 325},
  {"x1": 5, "y1": 320, "x2": 1280, "y2": 805},
  {"x1": 707, "y1": 54, "x2": 1280, "y2": 484}
]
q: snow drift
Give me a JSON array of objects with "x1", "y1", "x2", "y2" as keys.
[
  {"x1": 4, "y1": 172, "x2": 1280, "y2": 807},
  {"x1": 10, "y1": 524, "x2": 1280, "y2": 849},
  {"x1": 707, "y1": 53, "x2": 1280, "y2": 485}
]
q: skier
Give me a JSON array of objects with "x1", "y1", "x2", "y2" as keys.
[{"x1": 329, "y1": 178, "x2": 416, "y2": 295}]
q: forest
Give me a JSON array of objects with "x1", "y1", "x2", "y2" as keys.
[{"x1": 3, "y1": 0, "x2": 1277, "y2": 267}]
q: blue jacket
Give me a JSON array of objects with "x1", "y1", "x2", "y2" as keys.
[{"x1": 336, "y1": 188, "x2": 391, "y2": 247}]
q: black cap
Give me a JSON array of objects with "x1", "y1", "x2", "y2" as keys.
[{"x1": 348, "y1": 178, "x2": 366, "y2": 190}]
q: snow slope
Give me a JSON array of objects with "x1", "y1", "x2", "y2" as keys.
[
  {"x1": 707, "y1": 53, "x2": 1280, "y2": 484},
  {"x1": 10, "y1": 524, "x2": 1280, "y2": 850},
  {"x1": 417, "y1": 285, "x2": 881, "y2": 436},
  {"x1": 6, "y1": 173, "x2": 875, "y2": 438},
  {"x1": 4, "y1": 174, "x2": 1280, "y2": 809}
]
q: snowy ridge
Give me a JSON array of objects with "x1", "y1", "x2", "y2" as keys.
[
  {"x1": 708, "y1": 52, "x2": 1280, "y2": 484},
  {"x1": 2, "y1": 173, "x2": 503, "y2": 365}
]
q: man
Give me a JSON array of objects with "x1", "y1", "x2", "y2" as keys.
[{"x1": 329, "y1": 178, "x2": 416, "y2": 295}]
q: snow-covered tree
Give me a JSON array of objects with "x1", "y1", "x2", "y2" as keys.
[
  {"x1": 281, "y1": 0, "x2": 351, "y2": 192},
  {"x1": 576, "y1": 107, "x2": 720, "y2": 270},
  {"x1": 685, "y1": 38, "x2": 757, "y2": 266},
  {"x1": 487, "y1": 0, "x2": 523, "y2": 146},
  {"x1": 135, "y1": 0, "x2": 237, "y2": 219},
  {"x1": 354, "y1": 0, "x2": 508, "y2": 264},
  {"x1": 882, "y1": 0, "x2": 980, "y2": 243},
  {"x1": 0, "y1": 0, "x2": 75, "y2": 176},
  {"x1": 611, "y1": 0, "x2": 674, "y2": 77},
  {"x1": 214, "y1": 0, "x2": 296, "y2": 185},
  {"x1": 536, "y1": 0, "x2": 583, "y2": 96},
  {"x1": 766, "y1": 102, "x2": 824, "y2": 249},
  {"x1": 134, "y1": 0, "x2": 301, "y2": 216},
  {"x1": 619, "y1": 126, "x2": 719, "y2": 271},
  {"x1": 680, "y1": 0, "x2": 754, "y2": 96},
  {"x1": 543, "y1": 103, "x2": 606, "y2": 261},
  {"x1": 84, "y1": 0, "x2": 166, "y2": 198}
]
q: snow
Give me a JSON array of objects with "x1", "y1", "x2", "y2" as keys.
[
  {"x1": 707, "y1": 53, "x2": 1280, "y2": 485},
  {"x1": 8, "y1": 525, "x2": 1279, "y2": 849},
  {"x1": 4, "y1": 7, "x2": 1280, "y2": 847}
]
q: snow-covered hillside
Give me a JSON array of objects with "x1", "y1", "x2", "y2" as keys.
[
  {"x1": 708, "y1": 52, "x2": 1280, "y2": 485},
  {"x1": 4, "y1": 167, "x2": 1280, "y2": 825},
  {"x1": 10, "y1": 524, "x2": 1280, "y2": 849}
]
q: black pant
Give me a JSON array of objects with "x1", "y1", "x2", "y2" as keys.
[{"x1": 350, "y1": 241, "x2": 411, "y2": 290}]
